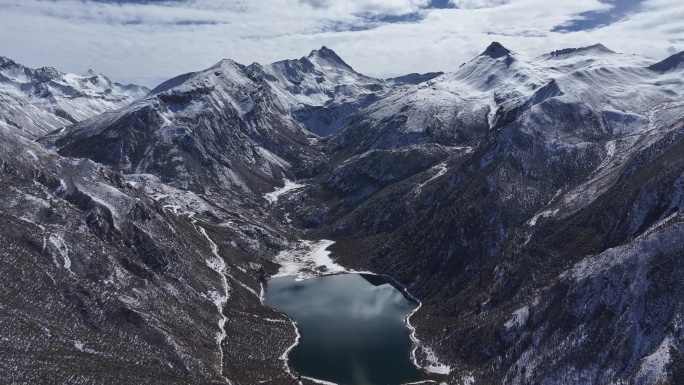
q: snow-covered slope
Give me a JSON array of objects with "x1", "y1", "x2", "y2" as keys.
[
  {"x1": 42, "y1": 56, "x2": 322, "y2": 195},
  {"x1": 42, "y1": 47, "x2": 432, "y2": 195},
  {"x1": 330, "y1": 42, "x2": 681, "y2": 155},
  {"x1": 0, "y1": 56, "x2": 148, "y2": 138},
  {"x1": 144, "y1": 47, "x2": 394, "y2": 138},
  {"x1": 256, "y1": 47, "x2": 391, "y2": 136}
]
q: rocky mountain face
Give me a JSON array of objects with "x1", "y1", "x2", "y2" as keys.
[
  {"x1": 0, "y1": 56, "x2": 148, "y2": 138},
  {"x1": 0, "y1": 116, "x2": 302, "y2": 384},
  {"x1": 2, "y1": 43, "x2": 684, "y2": 384}
]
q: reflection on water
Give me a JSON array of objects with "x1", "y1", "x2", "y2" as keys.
[
  {"x1": 360, "y1": 274, "x2": 390, "y2": 287},
  {"x1": 264, "y1": 274, "x2": 424, "y2": 385}
]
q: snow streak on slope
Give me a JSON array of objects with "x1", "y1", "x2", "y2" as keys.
[
  {"x1": 48, "y1": 233, "x2": 72, "y2": 273},
  {"x1": 197, "y1": 225, "x2": 232, "y2": 384}
]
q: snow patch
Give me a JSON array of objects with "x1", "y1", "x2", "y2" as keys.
[
  {"x1": 274, "y1": 240, "x2": 345, "y2": 279},
  {"x1": 256, "y1": 147, "x2": 291, "y2": 169},
  {"x1": 528, "y1": 209, "x2": 559, "y2": 226},
  {"x1": 26, "y1": 149, "x2": 39, "y2": 161},
  {"x1": 301, "y1": 376, "x2": 337, "y2": 385},
  {"x1": 635, "y1": 336, "x2": 672, "y2": 384},
  {"x1": 227, "y1": 274, "x2": 260, "y2": 298},
  {"x1": 264, "y1": 179, "x2": 307, "y2": 204},
  {"x1": 412, "y1": 162, "x2": 448, "y2": 196},
  {"x1": 73, "y1": 340, "x2": 98, "y2": 354},
  {"x1": 504, "y1": 306, "x2": 530, "y2": 331},
  {"x1": 48, "y1": 233, "x2": 72, "y2": 273},
  {"x1": 418, "y1": 347, "x2": 452, "y2": 375},
  {"x1": 55, "y1": 179, "x2": 68, "y2": 196}
]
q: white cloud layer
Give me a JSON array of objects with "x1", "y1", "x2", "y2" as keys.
[
  {"x1": 450, "y1": 0, "x2": 509, "y2": 9},
  {"x1": 299, "y1": 0, "x2": 431, "y2": 14},
  {"x1": 0, "y1": 0, "x2": 681, "y2": 87}
]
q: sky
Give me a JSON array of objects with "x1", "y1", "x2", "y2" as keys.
[{"x1": 0, "y1": 0, "x2": 682, "y2": 87}]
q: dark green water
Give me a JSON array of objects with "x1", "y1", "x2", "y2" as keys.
[{"x1": 264, "y1": 273, "x2": 424, "y2": 385}]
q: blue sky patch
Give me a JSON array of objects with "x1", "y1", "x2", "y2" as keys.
[
  {"x1": 429, "y1": 0, "x2": 455, "y2": 9},
  {"x1": 553, "y1": 0, "x2": 644, "y2": 32},
  {"x1": 316, "y1": 0, "x2": 455, "y2": 33}
]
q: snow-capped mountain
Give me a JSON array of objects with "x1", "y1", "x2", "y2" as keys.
[
  {"x1": 328, "y1": 42, "x2": 676, "y2": 156},
  {"x1": 259, "y1": 46, "x2": 391, "y2": 136},
  {"x1": 42, "y1": 47, "x2": 429, "y2": 195},
  {"x1": 4, "y1": 43, "x2": 684, "y2": 384},
  {"x1": 42, "y1": 58, "x2": 318, "y2": 195},
  {"x1": 0, "y1": 56, "x2": 148, "y2": 138}
]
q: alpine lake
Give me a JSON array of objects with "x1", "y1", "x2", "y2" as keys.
[{"x1": 264, "y1": 273, "x2": 426, "y2": 385}]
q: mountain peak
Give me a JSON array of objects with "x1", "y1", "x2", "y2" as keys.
[
  {"x1": 308, "y1": 46, "x2": 337, "y2": 59},
  {"x1": 648, "y1": 51, "x2": 684, "y2": 73},
  {"x1": 586, "y1": 43, "x2": 613, "y2": 52},
  {"x1": 33, "y1": 66, "x2": 61, "y2": 82},
  {"x1": 482, "y1": 42, "x2": 512, "y2": 59},
  {"x1": 547, "y1": 43, "x2": 615, "y2": 58},
  {"x1": 307, "y1": 46, "x2": 354, "y2": 71},
  {"x1": 0, "y1": 56, "x2": 18, "y2": 68},
  {"x1": 84, "y1": 69, "x2": 97, "y2": 76}
]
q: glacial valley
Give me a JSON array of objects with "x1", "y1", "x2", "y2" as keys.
[{"x1": 1, "y1": 42, "x2": 683, "y2": 384}]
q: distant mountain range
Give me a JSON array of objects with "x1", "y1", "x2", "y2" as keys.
[
  {"x1": 1, "y1": 42, "x2": 683, "y2": 384},
  {"x1": 0, "y1": 56, "x2": 148, "y2": 138}
]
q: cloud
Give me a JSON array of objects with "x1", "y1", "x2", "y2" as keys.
[
  {"x1": 298, "y1": 0, "x2": 431, "y2": 15},
  {"x1": 0, "y1": 0, "x2": 681, "y2": 87},
  {"x1": 450, "y1": 0, "x2": 508, "y2": 9},
  {"x1": 300, "y1": 0, "x2": 330, "y2": 8}
]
